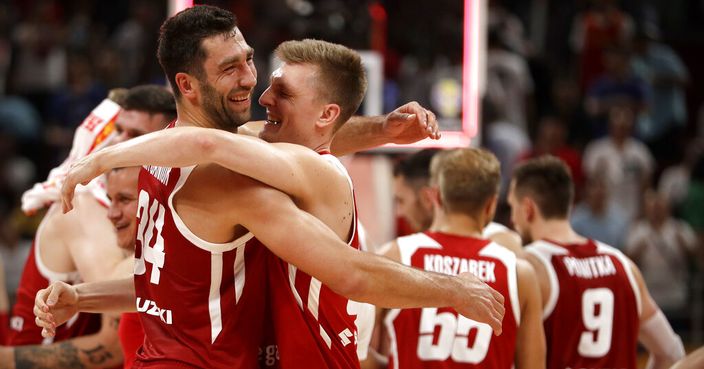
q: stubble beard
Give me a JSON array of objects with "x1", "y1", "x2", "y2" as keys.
[{"x1": 200, "y1": 82, "x2": 250, "y2": 132}]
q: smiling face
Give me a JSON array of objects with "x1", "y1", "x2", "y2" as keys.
[
  {"x1": 197, "y1": 27, "x2": 257, "y2": 131},
  {"x1": 258, "y1": 62, "x2": 327, "y2": 145},
  {"x1": 113, "y1": 109, "x2": 168, "y2": 144},
  {"x1": 107, "y1": 167, "x2": 140, "y2": 250}
]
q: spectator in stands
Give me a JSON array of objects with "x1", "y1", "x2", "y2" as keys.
[
  {"x1": 583, "y1": 103, "x2": 654, "y2": 221},
  {"x1": 625, "y1": 190, "x2": 699, "y2": 324},
  {"x1": 571, "y1": 174, "x2": 629, "y2": 249}
]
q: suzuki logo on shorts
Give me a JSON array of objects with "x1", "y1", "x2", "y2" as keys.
[{"x1": 136, "y1": 297, "x2": 173, "y2": 325}]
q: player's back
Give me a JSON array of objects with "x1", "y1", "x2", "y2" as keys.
[
  {"x1": 525, "y1": 239, "x2": 640, "y2": 369},
  {"x1": 7, "y1": 206, "x2": 101, "y2": 345},
  {"x1": 261, "y1": 153, "x2": 361, "y2": 369},
  {"x1": 133, "y1": 163, "x2": 267, "y2": 369},
  {"x1": 385, "y1": 232, "x2": 520, "y2": 369}
]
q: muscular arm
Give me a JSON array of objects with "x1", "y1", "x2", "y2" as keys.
[
  {"x1": 52, "y1": 193, "x2": 125, "y2": 283},
  {"x1": 0, "y1": 313, "x2": 123, "y2": 369},
  {"x1": 235, "y1": 185, "x2": 505, "y2": 334},
  {"x1": 77, "y1": 127, "x2": 318, "y2": 200},
  {"x1": 331, "y1": 103, "x2": 440, "y2": 156},
  {"x1": 514, "y1": 260, "x2": 546, "y2": 369}
]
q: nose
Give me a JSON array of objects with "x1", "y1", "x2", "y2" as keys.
[
  {"x1": 241, "y1": 63, "x2": 257, "y2": 90},
  {"x1": 107, "y1": 205, "x2": 121, "y2": 224},
  {"x1": 259, "y1": 86, "x2": 273, "y2": 108}
]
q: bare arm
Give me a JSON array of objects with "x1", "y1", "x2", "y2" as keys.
[
  {"x1": 514, "y1": 260, "x2": 546, "y2": 369},
  {"x1": 330, "y1": 102, "x2": 440, "y2": 156},
  {"x1": 33, "y1": 278, "x2": 136, "y2": 338},
  {"x1": 0, "y1": 313, "x2": 124, "y2": 369},
  {"x1": 236, "y1": 186, "x2": 505, "y2": 334},
  {"x1": 671, "y1": 347, "x2": 704, "y2": 369},
  {"x1": 55, "y1": 193, "x2": 125, "y2": 283}
]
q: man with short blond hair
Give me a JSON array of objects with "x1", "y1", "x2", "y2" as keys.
[{"x1": 380, "y1": 148, "x2": 545, "y2": 369}]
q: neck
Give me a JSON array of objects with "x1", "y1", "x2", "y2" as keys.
[
  {"x1": 175, "y1": 102, "x2": 237, "y2": 132},
  {"x1": 531, "y1": 218, "x2": 587, "y2": 244},
  {"x1": 429, "y1": 211, "x2": 484, "y2": 238},
  {"x1": 307, "y1": 128, "x2": 334, "y2": 153}
]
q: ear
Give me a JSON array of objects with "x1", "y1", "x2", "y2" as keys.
[
  {"x1": 175, "y1": 72, "x2": 199, "y2": 102},
  {"x1": 523, "y1": 197, "x2": 536, "y2": 222},
  {"x1": 484, "y1": 195, "x2": 499, "y2": 224},
  {"x1": 419, "y1": 185, "x2": 439, "y2": 208},
  {"x1": 315, "y1": 103, "x2": 341, "y2": 129}
]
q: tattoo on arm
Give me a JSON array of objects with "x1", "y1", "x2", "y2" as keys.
[{"x1": 14, "y1": 342, "x2": 114, "y2": 369}]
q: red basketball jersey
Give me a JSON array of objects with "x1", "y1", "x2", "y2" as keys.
[
  {"x1": 385, "y1": 232, "x2": 520, "y2": 369},
  {"x1": 525, "y1": 239, "x2": 641, "y2": 369},
  {"x1": 119, "y1": 312, "x2": 144, "y2": 369},
  {"x1": 6, "y1": 236, "x2": 101, "y2": 345},
  {"x1": 133, "y1": 163, "x2": 268, "y2": 368},
  {"x1": 260, "y1": 153, "x2": 361, "y2": 369}
]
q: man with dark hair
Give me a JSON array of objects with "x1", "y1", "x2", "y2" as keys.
[
  {"x1": 35, "y1": 6, "x2": 504, "y2": 369},
  {"x1": 0, "y1": 86, "x2": 174, "y2": 368},
  {"x1": 381, "y1": 148, "x2": 545, "y2": 369},
  {"x1": 393, "y1": 149, "x2": 440, "y2": 233},
  {"x1": 507, "y1": 156, "x2": 685, "y2": 369}
]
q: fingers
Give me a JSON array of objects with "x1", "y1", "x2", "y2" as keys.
[
  {"x1": 60, "y1": 179, "x2": 76, "y2": 213},
  {"x1": 46, "y1": 284, "x2": 64, "y2": 307},
  {"x1": 425, "y1": 110, "x2": 440, "y2": 139}
]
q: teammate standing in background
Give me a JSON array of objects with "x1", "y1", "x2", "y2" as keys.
[
  {"x1": 381, "y1": 148, "x2": 545, "y2": 369},
  {"x1": 393, "y1": 148, "x2": 523, "y2": 253},
  {"x1": 0, "y1": 86, "x2": 175, "y2": 369},
  {"x1": 508, "y1": 156, "x2": 685, "y2": 369}
]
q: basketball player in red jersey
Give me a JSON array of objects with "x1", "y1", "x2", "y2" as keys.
[
  {"x1": 0, "y1": 86, "x2": 175, "y2": 369},
  {"x1": 393, "y1": 149, "x2": 523, "y2": 253},
  {"x1": 380, "y1": 148, "x2": 545, "y2": 369},
  {"x1": 508, "y1": 156, "x2": 685, "y2": 369},
  {"x1": 34, "y1": 6, "x2": 504, "y2": 369}
]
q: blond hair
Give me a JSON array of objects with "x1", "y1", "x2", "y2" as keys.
[
  {"x1": 275, "y1": 39, "x2": 367, "y2": 130},
  {"x1": 430, "y1": 148, "x2": 501, "y2": 215}
]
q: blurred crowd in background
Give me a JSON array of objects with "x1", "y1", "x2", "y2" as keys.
[{"x1": 0, "y1": 0, "x2": 703, "y2": 347}]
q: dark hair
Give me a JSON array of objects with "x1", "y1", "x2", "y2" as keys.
[
  {"x1": 393, "y1": 148, "x2": 441, "y2": 187},
  {"x1": 122, "y1": 85, "x2": 177, "y2": 122},
  {"x1": 157, "y1": 5, "x2": 237, "y2": 98},
  {"x1": 512, "y1": 156, "x2": 574, "y2": 219}
]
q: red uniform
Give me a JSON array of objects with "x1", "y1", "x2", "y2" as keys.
[
  {"x1": 6, "y1": 236, "x2": 101, "y2": 345},
  {"x1": 525, "y1": 239, "x2": 641, "y2": 369},
  {"x1": 119, "y1": 312, "x2": 144, "y2": 368},
  {"x1": 133, "y1": 163, "x2": 267, "y2": 368},
  {"x1": 385, "y1": 232, "x2": 520, "y2": 369},
  {"x1": 261, "y1": 153, "x2": 361, "y2": 369}
]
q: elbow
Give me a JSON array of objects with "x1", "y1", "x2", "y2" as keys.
[
  {"x1": 328, "y1": 262, "x2": 372, "y2": 303},
  {"x1": 192, "y1": 133, "x2": 219, "y2": 157}
]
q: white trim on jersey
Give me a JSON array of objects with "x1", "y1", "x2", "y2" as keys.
[
  {"x1": 595, "y1": 242, "x2": 643, "y2": 317},
  {"x1": 288, "y1": 264, "x2": 304, "y2": 309},
  {"x1": 480, "y1": 243, "x2": 521, "y2": 325},
  {"x1": 525, "y1": 241, "x2": 567, "y2": 319},
  {"x1": 308, "y1": 278, "x2": 323, "y2": 320},
  {"x1": 209, "y1": 253, "x2": 224, "y2": 343},
  {"x1": 482, "y1": 221, "x2": 510, "y2": 239},
  {"x1": 167, "y1": 165, "x2": 254, "y2": 253},
  {"x1": 234, "y1": 245, "x2": 246, "y2": 303},
  {"x1": 396, "y1": 233, "x2": 442, "y2": 266},
  {"x1": 383, "y1": 308, "x2": 402, "y2": 369}
]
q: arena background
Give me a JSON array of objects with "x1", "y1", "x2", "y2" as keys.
[{"x1": 0, "y1": 0, "x2": 702, "y2": 364}]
